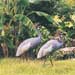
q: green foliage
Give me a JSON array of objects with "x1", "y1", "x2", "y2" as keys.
[
  {"x1": 0, "y1": 0, "x2": 75, "y2": 57},
  {"x1": 0, "y1": 23, "x2": 3, "y2": 30}
]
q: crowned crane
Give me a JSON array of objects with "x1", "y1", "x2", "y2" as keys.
[
  {"x1": 37, "y1": 30, "x2": 66, "y2": 66},
  {"x1": 16, "y1": 23, "x2": 41, "y2": 60}
]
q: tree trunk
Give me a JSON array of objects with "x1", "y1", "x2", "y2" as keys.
[{"x1": 1, "y1": 42, "x2": 8, "y2": 57}]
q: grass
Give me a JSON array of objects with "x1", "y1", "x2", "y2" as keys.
[{"x1": 0, "y1": 58, "x2": 75, "y2": 75}]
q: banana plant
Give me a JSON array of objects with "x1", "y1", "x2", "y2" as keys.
[{"x1": 0, "y1": 0, "x2": 73, "y2": 58}]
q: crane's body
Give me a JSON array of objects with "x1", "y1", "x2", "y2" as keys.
[
  {"x1": 16, "y1": 23, "x2": 41, "y2": 57},
  {"x1": 37, "y1": 30, "x2": 65, "y2": 66},
  {"x1": 37, "y1": 39, "x2": 63, "y2": 59},
  {"x1": 16, "y1": 36, "x2": 41, "y2": 56}
]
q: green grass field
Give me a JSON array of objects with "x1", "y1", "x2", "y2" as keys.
[{"x1": 0, "y1": 58, "x2": 75, "y2": 75}]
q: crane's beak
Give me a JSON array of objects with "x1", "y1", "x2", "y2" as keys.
[
  {"x1": 59, "y1": 32, "x2": 66, "y2": 39},
  {"x1": 34, "y1": 23, "x2": 41, "y2": 29}
]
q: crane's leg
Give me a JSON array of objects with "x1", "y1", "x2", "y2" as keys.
[
  {"x1": 43, "y1": 55, "x2": 48, "y2": 66},
  {"x1": 25, "y1": 53, "x2": 28, "y2": 61},
  {"x1": 49, "y1": 55, "x2": 53, "y2": 66},
  {"x1": 42, "y1": 57, "x2": 46, "y2": 66},
  {"x1": 20, "y1": 52, "x2": 28, "y2": 62},
  {"x1": 43, "y1": 55, "x2": 53, "y2": 66},
  {"x1": 43, "y1": 57, "x2": 46, "y2": 65},
  {"x1": 20, "y1": 53, "x2": 25, "y2": 62}
]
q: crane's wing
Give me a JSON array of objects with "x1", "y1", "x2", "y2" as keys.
[
  {"x1": 37, "y1": 39, "x2": 63, "y2": 59},
  {"x1": 40, "y1": 39, "x2": 63, "y2": 50},
  {"x1": 16, "y1": 37, "x2": 41, "y2": 56},
  {"x1": 16, "y1": 42, "x2": 31, "y2": 56},
  {"x1": 18, "y1": 37, "x2": 41, "y2": 49},
  {"x1": 37, "y1": 45, "x2": 53, "y2": 59}
]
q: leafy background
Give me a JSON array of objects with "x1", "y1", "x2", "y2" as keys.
[{"x1": 0, "y1": 0, "x2": 75, "y2": 57}]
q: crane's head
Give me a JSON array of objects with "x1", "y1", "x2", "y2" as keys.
[
  {"x1": 54, "y1": 29, "x2": 66, "y2": 42},
  {"x1": 34, "y1": 23, "x2": 41, "y2": 29},
  {"x1": 55, "y1": 30, "x2": 66, "y2": 37}
]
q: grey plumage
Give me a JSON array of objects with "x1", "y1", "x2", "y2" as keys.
[
  {"x1": 37, "y1": 31, "x2": 65, "y2": 59},
  {"x1": 37, "y1": 39, "x2": 63, "y2": 59},
  {"x1": 16, "y1": 36, "x2": 41, "y2": 56},
  {"x1": 16, "y1": 23, "x2": 41, "y2": 57}
]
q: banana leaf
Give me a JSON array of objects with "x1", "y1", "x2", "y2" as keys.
[
  {"x1": 27, "y1": 11, "x2": 54, "y2": 23},
  {"x1": 13, "y1": 14, "x2": 34, "y2": 28},
  {"x1": 35, "y1": 11, "x2": 54, "y2": 23}
]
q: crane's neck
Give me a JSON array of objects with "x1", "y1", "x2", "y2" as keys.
[
  {"x1": 36, "y1": 28, "x2": 41, "y2": 39},
  {"x1": 59, "y1": 37, "x2": 63, "y2": 43},
  {"x1": 54, "y1": 36, "x2": 64, "y2": 43}
]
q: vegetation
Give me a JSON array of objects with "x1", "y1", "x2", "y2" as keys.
[
  {"x1": 0, "y1": 58, "x2": 75, "y2": 75},
  {"x1": 0, "y1": 0, "x2": 75, "y2": 57},
  {"x1": 0, "y1": 0, "x2": 75, "y2": 75}
]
